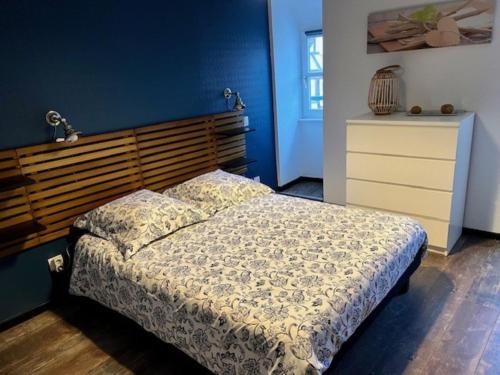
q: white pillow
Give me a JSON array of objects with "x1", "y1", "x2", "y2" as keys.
[
  {"x1": 73, "y1": 189, "x2": 209, "y2": 259},
  {"x1": 163, "y1": 169, "x2": 273, "y2": 215}
]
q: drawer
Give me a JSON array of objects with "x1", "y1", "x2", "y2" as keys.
[
  {"x1": 346, "y1": 179, "x2": 452, "y2": 221},
  {"x1": 416, "y1": 216, "x2": 450, "y2": 249},
  {"x1": 347, "y1": 204, "x2": 449, "y2": 249},
  {"x1": 346, "y1": 153, "x2": 456, "y2": 191},
  {"x1": 346, "y1": 124, "x2": 458, "y2": 160}
]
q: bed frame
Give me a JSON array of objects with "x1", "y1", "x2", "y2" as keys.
[
  {"x1": 61, "y1": 241, "x2": 427, "y2": 373},
  {"x1": 0, "y1": 111, "x2": 248, "y2": 258},
  {"x1": 327, "y1": 242, "x2": 427, "y2": 372},
  {"x1": 1, "y1": 108, "x2": 428, "y2": 371}
]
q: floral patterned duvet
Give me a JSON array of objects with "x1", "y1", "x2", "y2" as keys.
[{"x1": 69, "y1": 193, "x2": 427, "y2": 375}]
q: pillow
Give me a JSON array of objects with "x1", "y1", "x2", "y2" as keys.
[
  {"x1": 73, "y1": 189, "x2": 209, "y2": 259},
  {"x1": 163, "y1": 169, "x2": 273, "y2": 215}
]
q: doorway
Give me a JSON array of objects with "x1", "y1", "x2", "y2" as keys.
[{"x1": 268, "y1": 0, "x2": 324, "y2": 199}]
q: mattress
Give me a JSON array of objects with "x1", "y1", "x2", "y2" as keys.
[{"x1": 69, "y1": 193, "x2": 426, "y2": 374}]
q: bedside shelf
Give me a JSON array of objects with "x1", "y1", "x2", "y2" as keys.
[
  {"x1": 219, "y1": 157, "x2": 256, "y2": 169},
  {"x1": 0, "y1": 175, "x2": 35, "y2": 192},
  {"x1": 0, "y1": 220, "x2": 46, "y2": 242},
  {"x1": 216, "y1": 127, "x2": 256, "y2": 137}
]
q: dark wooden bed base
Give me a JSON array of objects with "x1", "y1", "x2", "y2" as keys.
[
  {"x1": 327, "y1": 242, "x2": 427, "y2": 372},
  {"x1": 59, "y1": 232, "x2": 427, "y2": 373},
  {"x1": 48, "y1": 229, "x2": 429, "y2": 375},
  {"x1": 51, "y1": 230, "x2": 427, "y2": 374}
]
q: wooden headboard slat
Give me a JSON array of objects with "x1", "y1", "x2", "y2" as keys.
[
  {"x1": 31, "y1": 182, "x2": 142, "y2": 211},
  {"x1": 140, "y1": 141, "x2": 215, "y2": 161},
  {"x1": 214, "y1": 117, "x2": 244, "y2": 127},
  {"x1": 142, "y1": 155, "x2": 214, "y2": 178},
  {"x1": 16, "y1": 130, "x2": 137, "y2": 155},
  {"x1": 29, "y1": 160, "x2": 140, "y2": 192},
  {"x1": 37, "y1": 190, "x2": 142, "y2": 229},
  {"x1": 19, "y1": 137, "x2": 137, "y2": 165},
  {"x1": 0, "y1": 160, "x2": 19, "y2": 172},
  {"x1": 20, "y1": 146, "x2": 139, "y2": 174},
  {"x1": 137, "y1": 131, "x2": 211, "y2": 149},
  {"x1": 0, "y1": 203, "x2": 31, "y2": 220},
  {"x1": 135, "y1": 116, "x2": 211, "y2": 134},
  {"x1": 2, "y1": 195, "x2": 27, "y2": 209},
  {"x1": 0, "y1": 150, "x2": 34, "y2": 237},
  {"x1": 27, "y1": 168, "x2": 142, "y2": 201},
  {"x1": 139, "y1": 139, "x2": 211, "y2": 159},
  {"x1": 39, "y1": 194, "x2": 136, "y2": 225},
  {"x1": 0, "y1": 170, "x2": 20, "y2": 180},
  {"x1": 34, "y1": 184, "x2": 139, "y2": 217},
  {"x1": 1, "y1": 213, "x2": 34, "y2": 229},
  {"x1": 30, "y1": 153, "x2": 141, "y2": 182},
  {"x1": 0, "y1": 188, "x2": 26, "y2": 202},
  {"x1": 141, "y1": 148, "x2": 212, "y2": 172},
  {"x1": 0, "y1": 111, "x2": 249, "y2": 257},
  {"x1": 0, "y1": 149, "x2": 17, "y2": 158},
  {"x1": 218, "y1": 142, "x2": 246, "y2": 155},
  {"x1": 136, "y1": 122, "x2": 210, "y2": 141},
  {"x1": 218, "y1": 152, "x2": 246, "y2": 164},
  {"x1": 143, "y1": 161, "x2": 213, "y2": 185},
  {"x1": 145, "y1": 168, "x2": 214, "y2": 193},
  {"x1": 218, "y1": 137, "x2": 246, "y2": 148}
]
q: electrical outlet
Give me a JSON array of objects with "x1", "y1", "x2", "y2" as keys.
[
  {"x1": 48, "y1": 255, "x2": 64, "y2": 273},
  {"x1": 253, "y1": 176, "x2": 260, "y2": 183}
]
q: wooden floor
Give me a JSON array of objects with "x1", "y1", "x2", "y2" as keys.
[{"x1": 0, "y1": 234, "x2": 498, "y2": 375}]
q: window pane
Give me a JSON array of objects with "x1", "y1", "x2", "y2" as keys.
[
  {"x1": 304, "y1": 32, "x2": 324, "y2": 115},
  {"x1": 308, "y1": 35, "x2": 323, "y2": 73},
  {"x1": 308, "y1": 76, "x2": 323, "y2": 111}
]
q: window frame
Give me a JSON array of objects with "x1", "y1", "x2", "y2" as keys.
[{"x1": 302, "y1": 30, "x2": 324, "y2": 119}]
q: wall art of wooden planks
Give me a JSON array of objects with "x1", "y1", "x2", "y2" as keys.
[{"x1": 0, "y1": 111, "x2": 249, "y2": 258}]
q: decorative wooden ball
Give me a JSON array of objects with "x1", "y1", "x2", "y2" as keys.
[
  {"x1": 368, "y1": 65, "x2": 401, "y2": 115},
  {"x1": 410, "y1": 106, "x2": 422, "y2": 114},
  {"x1": 441, "y1": 104, "x2": 454, "y2": 114}
]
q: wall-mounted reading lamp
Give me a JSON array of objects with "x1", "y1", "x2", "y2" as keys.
[
  {"x1": 45, "y1": 111, "x2": 82, "y2": 143},
  {"x1": 224, "y1": 88, "x2": 246, "y2": 111}
]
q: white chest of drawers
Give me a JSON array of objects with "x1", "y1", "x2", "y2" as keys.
[{"x1": 346, "y1": 112, "x2": 475, "y2": 255}]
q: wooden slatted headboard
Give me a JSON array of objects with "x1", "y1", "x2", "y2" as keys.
[{"x1": 0, "y1": 111, "x2": 249, "y2": 257}]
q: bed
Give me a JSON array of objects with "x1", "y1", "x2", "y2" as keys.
[{"x1": 69, "y1": 180, "x2": 427, "y2": 375}]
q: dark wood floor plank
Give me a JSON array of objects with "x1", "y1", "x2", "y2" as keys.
[
  {"x1": 331, "y1": 258, "x2": 455, "y2": 374},
  {"x1": 463, "y1": 240, "x2": 500, "y2": 309},
  {"x1": 31, "y1": 337, "x2": 110, "y2": 375},
  {"x1": 475, "y1": 314, "x2": 500, "y2": 375},
  {"x1": 0, "y1": 309, "x2": 66, "y2": 348},
  {"x1": 0, "y1": 318, "x2": 81, "y2": 374},
  {"x1": 425, "y1": 300, "x2": 498, "y2": 374}
]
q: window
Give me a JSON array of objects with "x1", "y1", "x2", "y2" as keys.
[{"x1": 303, "y1": 30, "x2": 323, "y2": 118}]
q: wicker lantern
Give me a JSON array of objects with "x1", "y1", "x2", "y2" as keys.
[{"x1": 368, "y1": 65, "x2": 401, "y2": 115}]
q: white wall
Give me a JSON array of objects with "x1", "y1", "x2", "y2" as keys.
[
  {"x1": 323, "y1": 0, "x2": 500, "y2": 233},
  {"x1": 269, "y1": 0, "x2": 323, "y2": 186},
  {"x1": 298, "y1": 119, "x2": 323, "y2": 178}
]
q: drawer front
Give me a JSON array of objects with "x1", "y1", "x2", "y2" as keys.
[
  {"x1": 347, "y1": 204, "x2": 449, "y2": 249},
  {"x1": 416, "y1": 216, "x2": 450, "y2": 249},
  {"x1": 347, "y1": 124, "x2": 458, "y2": 160},
  {"x1": 346, "y1": 179, "x2": 452, "y2": 221},
  {"x1": 346, "y1": 153, "x2": 456, "y2": 191}
]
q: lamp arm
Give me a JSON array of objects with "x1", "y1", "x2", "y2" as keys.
[{"x1": 45, "y1": 110, "x2": 81, "y2": 143}]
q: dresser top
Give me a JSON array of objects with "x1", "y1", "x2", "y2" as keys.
[{"x1": 347, "y1": 112, "x2": 475, "y2": 127}]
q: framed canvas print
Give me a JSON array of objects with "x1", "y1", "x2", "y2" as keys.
[{"x1": 367, "y1": 0, "x2": 496, "y2": 54}]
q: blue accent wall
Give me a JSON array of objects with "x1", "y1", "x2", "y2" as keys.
[{"x1": 0, "y1": 0, "x2": 276, "y2": 323}]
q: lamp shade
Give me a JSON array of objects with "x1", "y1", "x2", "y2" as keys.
[{"x1": 368, "y1": 65, "x2": 401, "y2": 115}]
